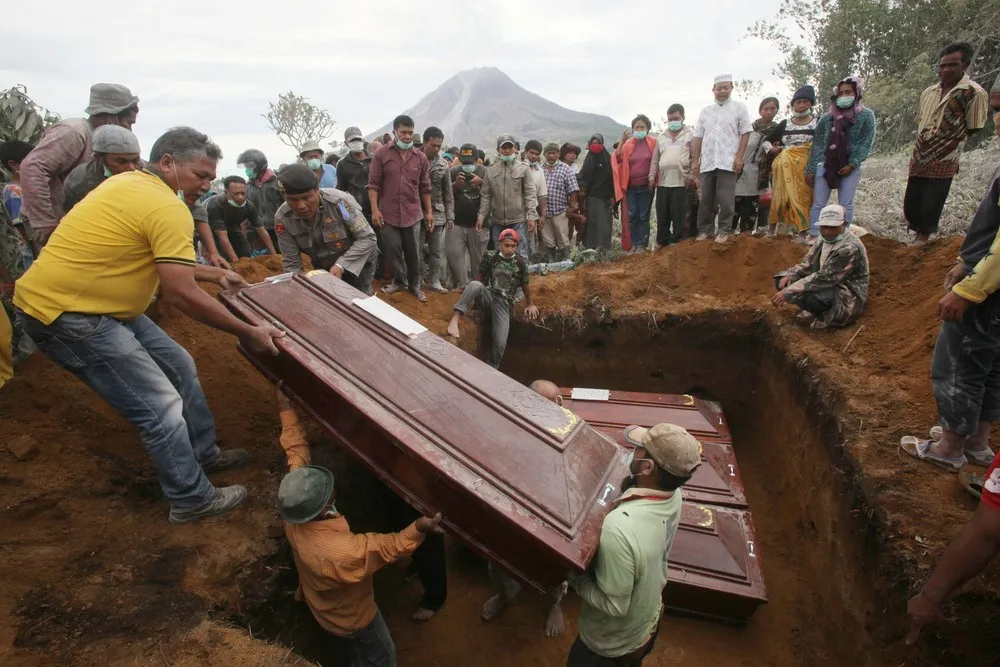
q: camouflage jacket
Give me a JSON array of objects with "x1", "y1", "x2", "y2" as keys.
[{"x1": 776, "y1": 230, "x2": 870, "y2": 327}]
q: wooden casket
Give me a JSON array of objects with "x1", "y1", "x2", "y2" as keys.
[
  {"x1": 560, "y1": 388, "x2": 746, "y2": 508},
  {"x1": 561, "y1": 387, "x2": 767, "y2": 623},
  {"x1": 220, "y1": 273, "x2": 629, "y2": 591}
]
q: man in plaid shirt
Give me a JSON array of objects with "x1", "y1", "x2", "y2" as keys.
[{"x1": 541, "y1": 141, "x2": 580, "y2": 262}]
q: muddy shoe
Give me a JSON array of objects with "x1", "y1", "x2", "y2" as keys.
[
  {"x1": 201, "y1": 448, "x2": 248, "y2": 474},
  {"x1": 169, "y1": 485, "x2": 248, "y2": 524},
  {"x1": 429, "y1": 283, "x2": 448, "y2": 294},
  {"x1": 696, "y1": 233, "x2": 709, "y2": 241}
]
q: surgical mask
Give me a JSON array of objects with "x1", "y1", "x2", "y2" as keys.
[
  {"x1": 348, "y1": 140, "x2": 364, "y2": 153},
  {"x1": 667, "y1": 121, "x2": 683, "y2": 132},
  {"x1": 103, "y1": 166, "x2": 113, "y2": 178},
  {"x1": 461, "y1": 164, "x2": 476, "y2": 174},
  {"x1": 793, "y1": 110, "x2": 812, "y2": 118},
  {"x1": 306, "y1": 158, "x2": 322, "y2": 170},
  {"x1": 836, "y1": 96, "x2": 856, "y2": 109},
  {"x1": 244, "y1": 167, "x2": 256, "y2": 180},
  {"x1": 633, "y1": 130, "x2": 648, "y2": 140},
  {"x1": 396, "y1": 139, "x2": 413, "y2": 150},
  {"x1": 228, "y1": 198, "x2": 246, "y2": 208},
  {"x1": 546, "y1": 158, "x2": 558, "y2": 166},
  {"x1": 499, "y1": 153, "x2": 516, "y2": 163}
]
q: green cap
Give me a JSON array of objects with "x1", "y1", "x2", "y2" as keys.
[{"x1": 277, "y1": 466, "x2": 335, "y2": 524}]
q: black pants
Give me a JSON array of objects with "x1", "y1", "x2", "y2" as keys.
[
  {"x1": 382, "y1": 223, "x2": 421, "y2": 291},
  {"x1": 904, "y1": 176, "x2": 953, "y2": 235},
  {"x1": 226, "y1": 228, "x2": 253, "y2": 259},
  {"x1": 566, "y1": 629, "x2": 658, "y2": 667},
  {"x1": 654, "y1": 187, "x2": 688, "y2": 245},
  {"x1": 733, "y1": 195, "x2": 768, "y2": 233},
  {"x1": 774, "y1": 277, "x2": 835, "y2": 316},
  {"x1": 410, "y1": 532, "x2": 447, "y2": 610}
]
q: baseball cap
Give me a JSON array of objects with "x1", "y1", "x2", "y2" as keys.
[
  {"x1": 344, "y1": 126, "x2": 363, "y2": 142},
  {"x1": 623, "y1": 423, "x2": 702, "y2": 477},
  {"x1": 817, "y1": 204, "x2": 846, "y2": 227},
  {"x1": 276, "y1": 466, "x2": 335, "y2": 524},
  {"x1": 498, "y1": 228, "x2": 520, "y2": 243},
  {"x1": 543, "y1": 141, "x2": 560, "y2": 154},
  {"x1": 496, "y1": 133, "x2": 516, "y2": 148},
  {"x1": 412, "y1": 132, "x2": 423, "y2": 146},
  {"x1": 459, "y1": 143, "x2": 478, "y2": 165}
]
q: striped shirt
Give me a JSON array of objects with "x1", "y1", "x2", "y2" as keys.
[
  {"x1": 910, "y1": 74, "x2": 989, "y2": 179},
  {"x1": 542, "y1": 161, "x2": 580, "y2": 215}
]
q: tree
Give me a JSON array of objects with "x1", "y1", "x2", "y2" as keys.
[
  {"x1": 263, "y1": 92, "x2": 339, "y2": 152},
  {"x1": 734, "y1": 79, "x2": 764, "y2": 104},
  {"x1": 0, "y1": 85, "x2": 60, "y2": 144}
]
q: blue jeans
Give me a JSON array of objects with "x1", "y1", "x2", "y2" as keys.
[
  {"x1": 16, "y1": 311, "x2": 219, "y2": 508},
  {"x1": 490, "y1": 222, "x2": 528, "y2": 261},
  {"x1": 626, "y1": 187, "x2": 654, "y2": 249},
  {"x1": 809, "y1": 163, "x2": 862, "y2": 235},
  {"x1": 332, "y1": 609, "x2": 396, "y2": 667}
]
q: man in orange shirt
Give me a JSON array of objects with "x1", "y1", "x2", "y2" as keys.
[{"x1": 276, "y1": 393, "x2": 442, "y2": 666}]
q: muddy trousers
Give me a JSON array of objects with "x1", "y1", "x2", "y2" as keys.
[
  {"x1": 381, "y1": 223, "x2": 421, "y2": 291},
  {"x1": 330, "y1": 609, "x2": 396, "y2": 667},
  {"x1": 773, "y1": 279, "x2": 835, "y2": 318},
  {"x1": 454, "y1": 281, "x2": 511, "y2": 368},
  {"x1": 420, "y1": 223, "x2": 446, "y2": 288},
  {"x1": 15, "y1": 311, "x2": 219, "y2": 509},
  {"x1": 931, "y1": 312, "x2": 1000, "y2": 436},
  {"x1": 566, "y1": 625, "x2": 659, "y2": 667},
  {"x1": 445, "y1": 226, "x2": 489, "y2": 288}
]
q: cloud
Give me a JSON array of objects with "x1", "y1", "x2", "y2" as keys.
[{"x1": 4, "y1": 0, "x2": 788, "y2": 171}]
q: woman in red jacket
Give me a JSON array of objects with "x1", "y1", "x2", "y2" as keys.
[{"x1": 613, "y1": 115, "x2": 658, "y2": 253}]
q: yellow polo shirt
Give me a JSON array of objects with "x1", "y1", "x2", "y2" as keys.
[{"x1": 14, "y1": 170, "x2": 196, "y2": 324}]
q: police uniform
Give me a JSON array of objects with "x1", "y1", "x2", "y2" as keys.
[{"x1": 275, "y1": 188, "x2": 379, "y2": 293}]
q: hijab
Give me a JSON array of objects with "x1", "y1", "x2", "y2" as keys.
[
  {"x1": 823, "y1": 76, "x2": 864, "y2": 189},
  {"x1": 579, "y1": 133, "x2": 613, "y2": 196}
]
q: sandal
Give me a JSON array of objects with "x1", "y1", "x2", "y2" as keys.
[
  {"x1": 382, "y1": 283, "x2": 405, "y2": 295},
  {"x1": 929, "y1": 426, "x2": 995, "y2": 466},
  {"x1": 899, "y1": 436, "x2": 967, "y2": 472},
  {"x1": 411, "y1": 289, "x2": 428, "y2": 303},
  {"x1": 795, "y1": 311, "x2": 815, "y2": 327},
  {"x1": 810, "y1": 320, "x2": 828, "y2": 330},
  {"x1": 958, "y1": 468, "x2": 985, "y2": 500}
]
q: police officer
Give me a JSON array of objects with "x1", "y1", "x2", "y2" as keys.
[{"x1": 274, "y1": 164, "x2": 379, "y2": 294}]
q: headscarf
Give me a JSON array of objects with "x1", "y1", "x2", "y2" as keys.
[
  {"x1": 823, "y1": 76, "x2": 864, "y2": 189},
  {"x1": 752, "y1": 98, "x2": 781, "y2": 189}
]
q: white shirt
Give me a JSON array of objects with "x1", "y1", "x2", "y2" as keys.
[
  {"x1": 693, "y1": 100, "x2": 753, "y2": 173},
  {"x1": 525, "y1": 161, "x2": 548, "y2": 200}
]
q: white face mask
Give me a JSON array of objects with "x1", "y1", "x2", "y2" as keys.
[{"x1": 348, "y1": 140, "x2": 364, "y2": 153}]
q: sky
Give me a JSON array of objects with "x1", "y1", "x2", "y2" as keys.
[{"x1": 3, "y1": 0, "x2": 789, "y2": 176}]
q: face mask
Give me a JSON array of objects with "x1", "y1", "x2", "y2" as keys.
[
  {"x1": 306, "y1": 158, "x2": 322, "y2": 170},
  {"x1": 396, "y1": 139, "x2": 413, "y2": 150},
  {"x1": 589, "y1": 143, "x2": 603, "y2": 154},
  {"x1": 461, "y1": 164, "x2": 476, "y2": 173},
  {"x1": 244, "y1": 167, "x2": 256, "y2": 180},
  {"x1": 228, "y1": 198, "x2": 246, "y2": 208},
  {"x1": 546, "y1": 158, "x2": 558, "y2": 166},
  {"x1": 793, "y1": 110, "x2": 812, "y2": 118},
  {"x1": 348, "y1": 140, "x2": 364, "y2": 153},
  {"x1": 667, "y1": 121, "x2": 683, "y2": 132},
  {"x1": 103, "y1": 166, "x2": 113, "y2": 178},
  {"x1": 499, "y1": 153, "x2": 516, "y2": 163},
  {"x1": 836, "y1": 96, "x2": 856, "y2": 109},
  {"x1": 633, "y1": 130, "x2": 648, "y2": 140}
]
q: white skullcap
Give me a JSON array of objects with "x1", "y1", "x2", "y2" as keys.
[{"x1": 714, "y1": 73, "x2": 734, "y2": 84}]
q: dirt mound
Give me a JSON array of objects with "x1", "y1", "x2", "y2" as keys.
[{"x1": 1, "y1": 232, "x2": 995, "y2": 666}]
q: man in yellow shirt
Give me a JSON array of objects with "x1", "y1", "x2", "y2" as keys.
[{"x1": 13, "y1": 126, "x2": 284, "y2": 524}]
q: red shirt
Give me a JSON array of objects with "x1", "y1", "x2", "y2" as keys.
[
  {"x1": 983, "y1": 451, "x2": 1000, "y2": 512},
  {"x1": 366, "y1": 144, "x2": 431, "y2": 228},
  {"x1": 628, "y1": 139, "x2": 652, "y2": 187}
]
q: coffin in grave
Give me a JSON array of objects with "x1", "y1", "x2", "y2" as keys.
[
  {"x1": 220, "y1": 273, "x2": 628, "y2": 591},
  {"x1": 560, "y1": 388, "x2": 746, "y2": 508}
]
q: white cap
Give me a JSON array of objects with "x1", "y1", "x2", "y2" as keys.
[
  {"x1": 714, "y1": 73, "x2": 734, "y2": 84},
  {"x1": 818, "y1": 204, "x2": 846, "y2": 227}
]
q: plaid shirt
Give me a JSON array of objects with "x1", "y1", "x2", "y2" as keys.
[
  {"x1": 910, "y1": 74, "x2": 989, "y2": 179},
  {"x1": 542, "y1": 161, "x2": 580, "y2": 216}
]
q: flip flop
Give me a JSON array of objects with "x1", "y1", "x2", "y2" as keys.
[
  {"x1": 382, "y1": 283, "x2": 405, "y2": 295},
  {"x1": 411, "y1": 289, "x2": 428, "y2": 303},
  {"x1": 958, "y1": 468, "x2": 985, "y2": 500},
  {"x1": 929, "y1": 426, "x2": 995, "y2": 466},
  {"x1": 899, "y1": 436, "x2": 967, "y2": 472}
]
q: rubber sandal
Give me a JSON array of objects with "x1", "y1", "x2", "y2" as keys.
[
  {"x1": 958, "y1": 468, "x2": 984, "y2": 500},
  {"x1": 411, "y1": 289, "x2": 428, "y2": 303},
  {"x1": 810, "y1": 320, "x2": 828, "y2": 330},
  {"x1": 382, "y1": 284, "x2": 405, "y2": 295},
  {"x1": 929, "y1": 426, "x2": 995, "y2": 465},
  {"x1": 899, "y1": 436, "x2": 967, "y2": 472}
]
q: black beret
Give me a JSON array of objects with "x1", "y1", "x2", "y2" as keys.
[{"x1": 277, "y1": 164, "x2": 319, "y2": 195}]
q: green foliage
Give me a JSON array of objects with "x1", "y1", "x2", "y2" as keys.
[
  {"x1": 746, "y1": 0, "x2": 1000, "y2": 150},
  {"x1": 263, "y1": 92, "x2": 338, "y2": 152},
  {"x1": 0, "y1": 85, "x2": 60, "y2": 144}
]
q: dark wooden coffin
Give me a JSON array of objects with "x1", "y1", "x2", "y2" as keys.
[
  {"x1": 220, "y1": 274, "x2": 629, "y2": 591},
  {"x1": 560, "y1": 388, "x2": 746, "y2": 508},
  {"x1": 665, "y1": 503, "x2": 767, "y2": 624}
]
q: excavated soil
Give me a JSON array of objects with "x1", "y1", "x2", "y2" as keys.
[{"x1": 1, "y1": 234, "x2": 997, "y2": 666}]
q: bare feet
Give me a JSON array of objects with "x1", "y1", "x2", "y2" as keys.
[
  {"x1": 447, "y1": 315, "x2": 461, "y2": 339},
  {"x1": 481, "y1": 593, "x2": 510, "y2": 622},
  {"x1": 412, "y1": 607, "x2": 436, "y2": 622},
  {"x1": 544, "y1": 603, "x2": 566, "y2": 638}
]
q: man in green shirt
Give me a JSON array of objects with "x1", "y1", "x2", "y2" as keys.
[{"x1": 566, "y1": 423, "x2": 702, "y2": 666}]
